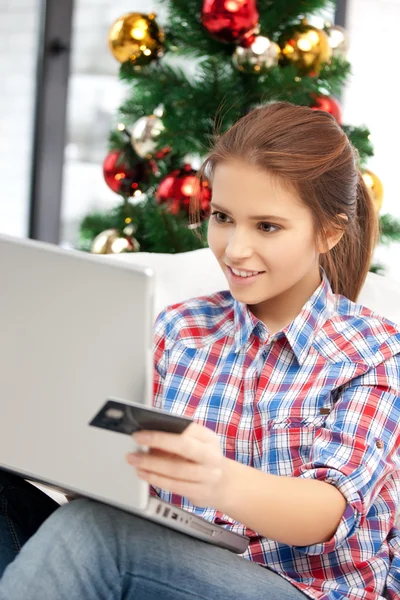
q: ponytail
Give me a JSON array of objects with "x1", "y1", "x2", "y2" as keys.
[{"x1": 320, "y1": 171, "x2": 380, "y2": 301}]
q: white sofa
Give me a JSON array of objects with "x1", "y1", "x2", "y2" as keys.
[
  {"x1": 35, "y1": 248, "x2": 400, "y2": 524},
  {"x1": 105, "y1": 247, "x2": 400, "y2": 324}
]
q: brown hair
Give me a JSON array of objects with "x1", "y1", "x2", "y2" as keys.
[{"x1": 191, "y1": 101, "x2": 380, "y2": 302}]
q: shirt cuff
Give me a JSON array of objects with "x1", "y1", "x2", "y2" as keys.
[{"x1": 291, "y1": 467, "x2": 363, "y2": 555}]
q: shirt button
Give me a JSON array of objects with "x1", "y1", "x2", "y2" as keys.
[{"x1": 376, "y1": 439, "x2": 384, "y2": 449}]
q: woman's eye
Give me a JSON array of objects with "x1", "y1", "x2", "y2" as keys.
[
  {"x1": 211, "y1": 211, "x2": 230, "y2": 223},
  {"x1": 210, "y1": 211, "x2": 280, "y2": 233},
  {"x1": 258, "y1": 222, "x2": 280, "y2": 233}
]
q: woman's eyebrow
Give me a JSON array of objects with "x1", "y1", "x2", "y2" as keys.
[{"x1": 209, "y1": 201, "x2": 291, "y2": 223}]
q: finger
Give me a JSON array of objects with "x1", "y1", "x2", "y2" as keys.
[
  {"x1": 136, "y1": 467, "x2": 198, "y2": 499},
  {"x1": 127, "y1": 451, "x2": 208, "y2": 483},
  {"x1": 147, "y1": 448, "x2": 177, "y2": 460},
  {"x1": 184, "y1": 422, "x2": 220, "y2": 443},
  {"x1": 135, "y1": 430, "x2": 216, "y2": 464}
]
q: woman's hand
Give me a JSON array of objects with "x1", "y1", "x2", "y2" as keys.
[{"x1": 125, "y1": 422, "x2": 229, "y2": 509}]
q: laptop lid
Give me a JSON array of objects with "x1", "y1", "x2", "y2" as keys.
[{"x1": 0, "y1": 234, "x2": 154, "y2": 512}]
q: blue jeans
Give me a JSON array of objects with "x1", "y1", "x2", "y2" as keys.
[
  {"x1": 0, "y1": 475, "x2": 308, "y2": 600},
  {"x1": 0, "y1": 470, "x2": 59, "y2": 576}
]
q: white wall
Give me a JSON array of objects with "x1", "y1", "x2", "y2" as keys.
[
  {"x1": 343, "y1": 0, "x2": 400, "y2": 281},
  {"x1": 0, "y1": 0, "x2": 40, "y2": 237}
]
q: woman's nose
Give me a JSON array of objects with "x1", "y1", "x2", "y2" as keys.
[{"x1": 225, "y1": 232, "x2": 253, "y2": 261}]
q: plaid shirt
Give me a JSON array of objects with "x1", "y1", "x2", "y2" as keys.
[{"x1": 151, "y1": 268, "x2": 400, "y2": 600}]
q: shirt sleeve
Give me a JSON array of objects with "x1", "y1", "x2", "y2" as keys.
[
  {"x1": 152, "y1": 309, "x2": 168, "y2": 410},
  {"x1": 291, "y1": 353, "x2": 400, "y2": 556}
]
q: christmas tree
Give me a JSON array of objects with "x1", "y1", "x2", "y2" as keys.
[{"x1": 79, "y1": 0, "x2": 400, "y2": 274}]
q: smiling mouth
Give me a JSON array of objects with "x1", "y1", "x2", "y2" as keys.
[{"x1": 226, "y1": 266, "x2": 265, "y2": 281}]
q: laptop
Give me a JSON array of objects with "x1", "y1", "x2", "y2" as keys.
[{"x1": 0, "y1": 233, "x2": 249, "y2": 554}]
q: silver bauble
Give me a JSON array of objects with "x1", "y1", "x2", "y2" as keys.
[
  {"x1": 131, "y1": 114, "x2": 164, "y2": 158},
  {"x1": 233, "y1": 36, "x2": 280, "y2": 73},
  {"x1": 324, "y1": 24, "x2": 350, "y2": 59}
]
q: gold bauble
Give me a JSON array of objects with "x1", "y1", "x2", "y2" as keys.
[
  {"x1": 324, "y1": 23, "x2": 350, "y2": 60},
  {"x1": 278, "y1": 21, "x2": 332, "y2": 75},
  {"x1": 108, "y1": 13, "x2": 165, "y2": 66},
  {"x1": 362, "y1": 169, "x2": 384, "y2": 213},
  {"x1": 92, "y1": 229, "x2": 119, "y2": 254},
  {"x1": 91, "y1": 229, "x2": 139, "y2": 254},
  {"x1": 131, "y1": 114, "x2": 165, "y2": 158},
  {"x1": 232, "y1": 36, "x2": 280, "y2": 74}
]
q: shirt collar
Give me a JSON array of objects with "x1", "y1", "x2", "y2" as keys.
[{"x1": 232, "y1": 267, "x2": 336, "y2": 366}]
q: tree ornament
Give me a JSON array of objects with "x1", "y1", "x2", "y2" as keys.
[
  {"x1": 232, "y1": 35, "x2": 280, "y2": 73},
  {"x1": 201, "y1": 0, "x2": 259, "y2": 44},
  {"x1": 91, "y1": 228, "x2": 140, "y2": 254},
  {"x1": 123, "y1": 223, "x2": 137, "y2": 237},
  {"x1": 131, "y1": 115, "x2": 165, "y2": 159},
  {"x1": 123, "y1": 223, "x2": 141, "y2": 252},
  {"x1": 278, "y1": 20, "x2": 332, "y2": 76},
  {"x1": 156, "y1": 164, "x2": 211, "y2": 217},
  {"x1": 155, "y1": 146, "x2": 171, "y2": 159},
  {"x1": 362, "y1": 169, "x2": 384, "y2": 213},
  {"x1": 324, "y1": 23, "x2": 350, "y2": 60},
  {"x1": 310, "y1": 93, "x2": 342, "y2": 124},
  {"x1": 103, "y1": 150, "x2": 147, "y2": 195},
  {"x1": 108, "y1": 13, "x2": 165, "y2": 66}
]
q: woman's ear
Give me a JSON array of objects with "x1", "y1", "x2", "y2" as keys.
[{"x1": 317, "y1": 214, "x2": 348, "y2": 254}]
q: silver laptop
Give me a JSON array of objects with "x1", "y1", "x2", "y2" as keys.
[{"x1": 0, "y1": 233, "x2": 249, "y2": 554}]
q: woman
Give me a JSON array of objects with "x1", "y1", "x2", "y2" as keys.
[{"x1": 1, "y1": 101, "x2": 399, "y2": 600}]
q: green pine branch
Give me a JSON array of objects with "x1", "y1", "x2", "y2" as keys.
[
  {"x1": 158, "y1": 0, "x2": 336, "y2": 58},
  {"x1": 259, "y1": 0, "x2": 336, "y2": 37},
  {"x1": 115, "y1": 55, "x2": 354, "y2": 163},
  {"x1": 342, "y1": 125, "x2": 374, "y2": 167},
  {"x1": 379, "y1": 213, "x2": 400, "y2": 246},
  {"x1": 78, "y1": 197, "x2": 208, "y2": 254}
]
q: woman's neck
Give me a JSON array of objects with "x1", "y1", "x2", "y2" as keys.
[{"x1": 249, "y1": 267, "x2": 322, "y2": 335}]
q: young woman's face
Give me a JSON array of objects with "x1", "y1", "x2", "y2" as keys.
[{"x1": 207, "y1": 160, "x2": 323, "y2": 323}]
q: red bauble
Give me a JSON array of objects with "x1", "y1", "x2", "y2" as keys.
[
  {"x1": 201, "y1": 0, "x2": 259, "y2": 44},
  {"x1": 156, "y1": 164, "x2": 211, "y2": 217},
  {"x1": 103, "y1": 150, "x2": 147, "y2": 195},
  {"x1": 310, "y1": 94, "x2": 342, "y2": 124}
]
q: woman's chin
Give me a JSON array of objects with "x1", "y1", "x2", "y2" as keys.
[{"x1": 228, "y1": 286, "x2": 266, "y2": 305}]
